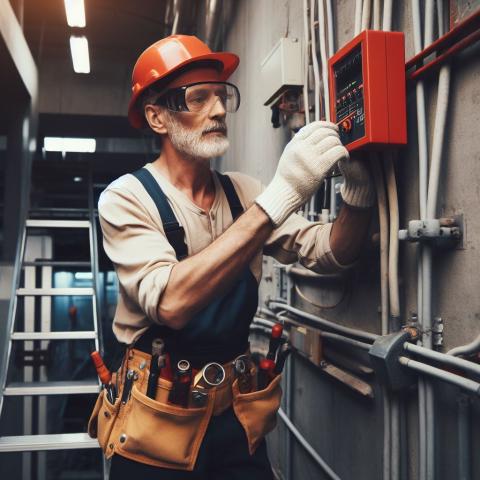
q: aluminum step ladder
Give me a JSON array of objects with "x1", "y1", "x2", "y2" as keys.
[{"x1": 0, "y1": 208, "x2": 107, "y2": 477}]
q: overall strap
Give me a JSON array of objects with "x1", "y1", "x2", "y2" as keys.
[
  {"x1": 131, "y1": 168, "x2": 244, "y2": 260},
  {"x1": 131, "y1": 168, "x2": 188, "y2": 260},
  {"x1": 215, "y1": 171, "x2": 244, "y2": 220}
]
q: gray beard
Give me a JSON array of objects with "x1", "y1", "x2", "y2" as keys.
[{"x1": 164, "y1": 112, "x2": 230, "y2": 159}]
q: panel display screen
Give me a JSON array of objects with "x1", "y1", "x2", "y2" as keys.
[{"x1": 333, "y1": 45, "x2": 365, "y2": 144}]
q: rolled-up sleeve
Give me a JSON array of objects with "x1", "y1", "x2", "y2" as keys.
[
  {"x1": 264, "y1": 214, "x2": 350, "y2": 273},
  {"x1": 98, "y1": 187, "x2": 177, "y2": 323},
  {"x1": 227, "y1": 172, "x2": 349, "y2": 274}
]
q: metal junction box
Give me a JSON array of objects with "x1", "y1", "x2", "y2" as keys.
[
  {"x1": 261, "y1": 37, "x2": 304, "y2": 106},
  {"x1": 328, "y1": 30, "x2": 407, "y2": 151}
]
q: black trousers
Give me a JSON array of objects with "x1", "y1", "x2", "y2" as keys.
[{"x1": 109, "y1": 407, "x2": 274, "y2": 480}]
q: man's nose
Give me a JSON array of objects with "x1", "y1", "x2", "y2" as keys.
[{"x1": 209, "y1": 96, "x2": 226, "y2": 119}]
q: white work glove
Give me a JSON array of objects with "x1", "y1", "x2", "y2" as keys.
[
  {"x1": 255, "y1": 121, "x2": 348, "y2": 227},
  {"x1": 338, "y1": 154, "x2": 375, "y2": 208}
]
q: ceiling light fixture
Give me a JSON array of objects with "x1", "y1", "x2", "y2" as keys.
[
  {"x1": 44, "y1": 137, "x2": 96, "y2": 153},
  {"x1": 64, "y1": 0, "x2": 86, "y2": 28},
  {"x1": 69, "y1": 35, "x2": 90, "y2": 73}
]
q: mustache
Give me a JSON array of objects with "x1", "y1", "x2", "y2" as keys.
[{"x1": 202, "y1": 122, "x2": 227, "y2": 135}]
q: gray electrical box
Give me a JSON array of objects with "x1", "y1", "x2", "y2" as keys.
[{"x1": 260, "y1": 37, "x2": 304, "y2": 106}]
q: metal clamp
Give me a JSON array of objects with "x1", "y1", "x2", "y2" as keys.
[{"x1": 399, "y1": 217, "x2": 462, "y2": 248}]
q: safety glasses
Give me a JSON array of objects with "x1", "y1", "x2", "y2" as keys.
[{"x1": 154, "y1": 81, "x2": 240, "y2": 114}]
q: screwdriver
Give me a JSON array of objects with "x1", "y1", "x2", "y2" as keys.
[
  {"x1": 274, "y1": 343, "x2": 292, "y2": 375},
  {"x1": 266, "y1": 323, "x2": 284, "y2": 361},
  {"x1": 169, "y1": 360, "x2": 192, "y2": 408},
  {"x1": 258, "y1": 358, "x2": 275, "y2": 390},
  {"x1": 146, "y1": 338, "x2": 165, "y2": 399},
  {"x1": 90, "y1": 351, "x2": 115, "y2": 403}
]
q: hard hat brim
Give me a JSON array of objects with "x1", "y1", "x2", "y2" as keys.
[{"x1": 128, "y1": 51, "x2": 239, "y2": 129}]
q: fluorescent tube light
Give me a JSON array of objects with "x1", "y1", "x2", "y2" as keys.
[
  {"x1": 75, "y1": 272, "x2": 93, "y2": 280},
  {"x1": 64, "y1": 0, "x2": 86, "y2": 27},
  {"x1": 44, "y1": 137, "x2": 96, "y2": 153},
  {"x1": 69, "y1": 35, "x2": 90, "y2": 74}
]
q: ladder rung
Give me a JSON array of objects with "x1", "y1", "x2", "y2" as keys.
[
  {"x1": 17, "y1": 288, "x2": 94, "y2": 296},
  {"x1": 0, "y1": 433, "x2": 99, "y2": 452},
  {"x1": 11, "y1": 331, "x2": 97, "y2": 341},
  {"x1": 23, "y1": 260, "x2": 91, "y2": 268},
  {"x1": 26, "y1": 220, "x2": 90, "y2": 229},
  {"x1": 4, "y1": 381, "x2": 100, "y2": 396}
]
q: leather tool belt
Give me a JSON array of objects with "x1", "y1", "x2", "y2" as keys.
[{"x1": 88, "y1": 347, "x2": 283, "y2": 471}]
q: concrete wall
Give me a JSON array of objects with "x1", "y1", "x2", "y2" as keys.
[{"x1": 223, "y1": 1, "x2": 480, "y2": 479}]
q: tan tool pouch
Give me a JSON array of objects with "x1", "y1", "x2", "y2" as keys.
[
  {"x1": 232, "y1": 370, "x2": 283, "y2": 455},
  {"x1": 87, "y1": 388, "x2": 121, "y2": 452},
  {"x1": 87, "y1": 351, "x2": 216, "y2": 471}
]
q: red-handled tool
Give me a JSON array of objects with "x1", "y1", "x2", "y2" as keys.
[
  {"x1": 258, "y1": 358, "x2": 276, "y2": 390},
  {"x1": 266, "y1": 323, "x2": 284, "y2": 361},
  {"x1": 90, "y1": 351, "x2": 115, "y2": 403}
]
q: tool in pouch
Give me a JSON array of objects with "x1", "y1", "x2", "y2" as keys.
[
  {"x1": 190, "y1": 361, "x2": 226, "y2": 407},
  {"x1": 90, "y1": 351, "x2": 117, "y2": 404}
]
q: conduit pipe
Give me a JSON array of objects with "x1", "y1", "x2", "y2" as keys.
[
  {"x1": 354, "y1": 0, "x2": 363, "y2": 36},
  {"x1": 268, "y1": 301, "x2": 379, "y2": 342},
  {"x1": 404, "y1": 343, "x2": 480, "y2": 378},
  {"x1": 278, "y1": 408, "x2": 341, "y2": 480},
  {"x1": 302, "y1": 0, "x2": 311, "y2": 124},
  {"x1": 373, "y1": 0, "x2": 381, "y2": 30},
  {"x1": 447, "y1": 336, "x2": 480, "y2": 357},
  {"x1": 310, "y1": 0, "x2": 321, "y2": 122},
  {"x1": 317, "y1": 0, "x2": 330, "y2": 121},
  {"x1": 325, "y1": 0, "x2": 334, "y2": 57},
  {"x1": 424, "y1": 0, "x2": 435, "y2": 46},
  {"x1": 386, "y1": 154, "x2": 400, "y2": 328},
  {"x1": 399, "y1": 357, "x2": 480, "y2": 396},
  {"x1": 382, "y1": 0, "x2": 393, "y2": 31},
  {"x1": 320, "y1": 331, "x2": 371, "y2": 351},
  {"x1": 411, "y1": 2, "x2": 430, "y2": 478},
  {"x1": 457, "y1": 395, "x2": 472, "y2": 480},
  {"x1": 422, "y1": 2, "x2": 452, "y2": 477},
  {"x1": 371, "y1": 154, "x2": 390, "y2": 336},
  {"x1": 361, "y1": 0, "x2": 371, "y2": 31}
]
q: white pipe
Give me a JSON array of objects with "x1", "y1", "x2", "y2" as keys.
[
  {"x1": 424, "y1": 0, "x2": 435, "y2": 46},
  {"x1": 382, "y1": 0, "x2": 393, "y2": 31},
  {"x1": 386, "y1": 153, "x2": 400, "y2": 323},
  {"x1": 426, "y1": 65, "x2": 451, "y2": 219},
  {"x1": 361, "y1": 0, "x2": 371, "y2": 31},
  {"x1": 373, "y1": 0, "x2": 381, "y2": 30},
  {"x1": 317, "y1": 0, "x2": 330, "y2": 121},
  {"x1": 285, "y1": 354, "x2": 293, "y2": 480},
  {"x1": 325, "y1": 0, "x2": 334, "y2": 56},
  {"x1": 371, "y1": 153, "x2": 389, "y2": 335},
  {"x1": 354, "y1": 0, "x2": 363, "y2": 35},
  {"x1": 391, "y1": 395, "x2": 400, "y2": 480},
  {"x1": 405, "y1": 342, "x2": 480, "y2": 377},
  {"x1": 383, "y1": 386, "x2": 392, "y2": 480},
  {"x1": 447, "y1": 335, "x2": 480, "y2": 357},
  {"x1": 303, "y1": 0, "x2": 311, "y2": 124},
  {"x1": 436, "y1": 0, "x2": 445, "y2": 36},
  {"x1": 278, "y1": 408, "x2": 341, "y2": 480},
  {"x1": 310, "y1": 0, "x2": 321, "y2": 121}
]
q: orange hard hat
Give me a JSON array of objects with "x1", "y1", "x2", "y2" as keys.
[{"x1": 128, "y1": 35, "x2": 240, "y2": 129}]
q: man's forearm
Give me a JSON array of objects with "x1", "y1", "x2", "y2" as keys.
[
  {"x1": 330, "y1": 203, "x2": 372, "y2": 265},
  {"x1": 158, "y1": 204, "x2": 273, "y2": 329}
]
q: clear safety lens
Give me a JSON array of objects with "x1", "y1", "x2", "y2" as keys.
[{"x1": 159, "y1": 82, "x2": 240, "y2": 114}]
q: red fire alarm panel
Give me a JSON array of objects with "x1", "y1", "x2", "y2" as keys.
[{"x1": 328, "y1": 30, "x2": 407, "y2": 151}]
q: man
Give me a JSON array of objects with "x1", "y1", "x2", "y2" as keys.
[{"x1": 97, "y1": 35, "x2": 373, "y2": 479}]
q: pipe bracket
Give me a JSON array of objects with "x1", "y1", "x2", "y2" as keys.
[{"x1": 398, "y1": 218, "x2": 462, "y2": 248}]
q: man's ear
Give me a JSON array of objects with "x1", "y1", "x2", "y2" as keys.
[{"x1": 144, "y1": 105, "x2": 168, "y2": 135}]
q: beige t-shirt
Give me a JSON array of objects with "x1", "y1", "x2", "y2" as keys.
[{"x1": 98, "y1": 162, "x2": 346, "y2": 344}]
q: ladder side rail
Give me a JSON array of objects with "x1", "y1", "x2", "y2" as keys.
[
  {"x1": 0, "y1": 216, "x2": 28, "y2": 418},
  {"x1": 88, "y1": 168, "x2": 104, "y2": 357}
]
